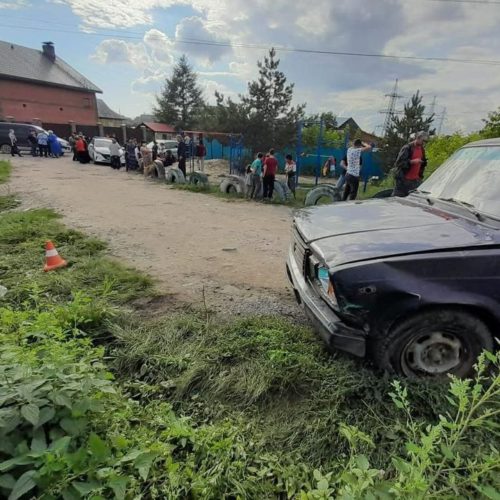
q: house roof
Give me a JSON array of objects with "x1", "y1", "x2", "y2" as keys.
[
  {"x1": 142, "y1": 122, "x2": 176, "y2": 133},
  {"x1": 337, "y1": 117, "x2": 360, "y2": 130},
  {"x1": 0, "y1": 40, "x2": 101, "y2": 93},
  {"x1": 97, "y1": 99, "x2": 126, "y2": 120}
]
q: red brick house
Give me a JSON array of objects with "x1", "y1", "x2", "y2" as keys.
[{"x1": 0, "y1": 40, "x2": 101, "y2": 129}]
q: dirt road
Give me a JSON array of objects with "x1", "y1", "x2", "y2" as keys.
[{"x1": 8, "y1": 156, "x2": 299, "y2": 316}]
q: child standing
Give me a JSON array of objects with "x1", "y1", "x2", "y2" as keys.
[{"x1": 244, "y1": 164, "x2": 253, "y2": 198}]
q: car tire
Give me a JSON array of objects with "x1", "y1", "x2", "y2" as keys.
[
  {"x1": 220, "y1": 177, "x2": 243, "y2": 194},
  {"x1": 0, "y1": 144, "x2": 10, "y2": 154},
  {"x1": 154, "y1": 160, "x2": 166, "y2": 180},
  {"x1": 304, "y1": 185, "x2": 342, "y2": 206},
  {"x1": 274, "y1": 180, "x2": 292, "y2": 202},
  {"x1": 372, "y1": 309, "x2": 494, "y2": 378},
  {"x1": 371, "y1": 188, "x2": 394, "y2": 199},
  {"x1": 189, "y1": 171, "x2": 209, "y2": 186},
  {"x1": 165, "y1": 167, "x2": 186, "y2": 184}
]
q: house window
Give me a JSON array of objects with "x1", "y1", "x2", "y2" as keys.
[{"x1": 83, "y1": 98, "x2": 90, "y2": 108}]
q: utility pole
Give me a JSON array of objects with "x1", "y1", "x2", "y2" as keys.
[
  {"x1": 429, "y1": 96, "x2": 437, "y2": 117},
  {"x1": 380, "y1": 79, "x2": 403, "y2": 137},
  {"x1": 437, "y1": 107, "x2": 447, "y2": 136}
]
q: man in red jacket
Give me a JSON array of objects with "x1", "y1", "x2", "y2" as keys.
[
  {"x1": 393, "y1": 131, "x2": 429, "y2": 197},
  {"x1": 263, "y1": 149, "x2": 278, "y2": 200}
]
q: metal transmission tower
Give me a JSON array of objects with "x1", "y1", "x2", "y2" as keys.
[
  {"x1": 428, "y1": 96, "x2": 437, "y2": 117},
  {"x1": 437, "y1": 107, "x2": 447, "y2": 135},
  {"x1": 381, "y1": 79, "x2": 403, "y2": 137}
]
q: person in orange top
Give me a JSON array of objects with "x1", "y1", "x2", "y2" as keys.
[{"x1": 75, "y1": 134, "x2": 90, "y2": 164}]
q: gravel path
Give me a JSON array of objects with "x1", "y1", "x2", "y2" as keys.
[{"x1": 8, "y1": 156, "x2": 302, "y2": 318}]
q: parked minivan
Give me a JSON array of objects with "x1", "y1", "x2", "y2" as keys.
[{"x1": 0, "y1": 122, "x2": 70, "y2": 155}]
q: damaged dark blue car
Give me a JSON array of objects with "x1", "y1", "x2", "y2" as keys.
[{"x1": 287, "y1": 138, "x2": 500, "y2": 378}]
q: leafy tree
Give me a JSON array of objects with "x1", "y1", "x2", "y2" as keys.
[
  {"x1": 154, "y1": 55, "x2": 205, "y2": 130},
  {"x1": 241, "y1": 48, "x2": 305, "y2": 151},
  {"x1": 382, "y1": 91, "x2": 435, "y2": 171},
  {"x1": 481, "y1": 107, "x2": 500, "y2": 138}
]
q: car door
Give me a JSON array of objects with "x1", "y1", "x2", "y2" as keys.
[
  {"x1": 88, "y1": 139, "x2": 95, "y2": 159},
  {"x1": 14, "y1": 125, "x2": 30, "y2": 150}
]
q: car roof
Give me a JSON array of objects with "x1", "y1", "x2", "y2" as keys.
[
  {"x1": 0, "y1": 122, "x2": 42, "y2": 128},
  {"x1": 462, "y1": 137, "x2": 500, "y2": 148}
]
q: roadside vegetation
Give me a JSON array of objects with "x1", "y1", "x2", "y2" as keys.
[{"x1": 1, "y1": 161, "x2": 499, "y2": 499}]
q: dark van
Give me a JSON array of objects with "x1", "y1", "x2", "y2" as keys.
[{"x1": 0, "y1": 122, "x2": 70, "y2": 155}]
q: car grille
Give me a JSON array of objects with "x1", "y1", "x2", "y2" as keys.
[{"x1": 292, "y1": 225, "x2": 310, "y2": 276}]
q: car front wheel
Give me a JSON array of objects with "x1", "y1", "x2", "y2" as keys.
[{"x1": 372, "y1": 310, "x2": 494, "y2": 378}]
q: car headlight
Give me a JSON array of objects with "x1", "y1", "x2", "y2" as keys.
[{"x1": 318, "y1": 267, "x2": 338, "y2": 308}]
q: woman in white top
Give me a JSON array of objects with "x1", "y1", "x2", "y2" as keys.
[{"x1": 285, "y1": 154, "x2": 297, "y2": 198}]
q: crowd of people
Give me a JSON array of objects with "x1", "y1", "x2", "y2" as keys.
[
  {"x1": 9, "y1": 123, "x2": 428, "y2": 203},
  {"x1": 8, "y1": 129, "x2": 63, "y2": 158},
  {"x1": 245, "y1": 149, "x2": 297, "y2": 201}
]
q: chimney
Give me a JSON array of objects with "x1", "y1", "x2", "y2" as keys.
[{"x1": 42, "y1": 42, "x2": 55, "y2": 61}]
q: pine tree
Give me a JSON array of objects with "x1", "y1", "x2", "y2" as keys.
[
  {"x1": 481, "y1": 107, "x2": 500, "y2": 138},
  {"x1": 154, "y1": 55, "x2": 205, "y2": 130},
  {"x1": 241, "y1": 48, "x2": 304, "y2": 151},
  {"x1": 383, "y1": 91, "x2": 434, "y2": 171}
]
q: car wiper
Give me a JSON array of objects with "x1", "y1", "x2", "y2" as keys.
[
  {"x1": 411, "y1": 189, "x2": 434, "y2": 205},
  {"x1": 440, "y1": 198, "x2": 485, "y2": 222}
]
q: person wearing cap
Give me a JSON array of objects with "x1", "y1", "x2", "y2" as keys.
[{"x1": 393, "y1": 131, "x2": 429, "y2": 197}]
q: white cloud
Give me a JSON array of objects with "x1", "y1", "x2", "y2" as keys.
[
  {"x1": 0, "y1": 0, "x2": 29, "y2": 8},
  {"x1": 92, "y1": 39, "x2": 149, "y2": 68},
  {"x1": 49, "y1": 0, "x2": 185, "y2": 29},
  {"x1": 68, "y1": 0, "x2": 500, "y2": 131}
]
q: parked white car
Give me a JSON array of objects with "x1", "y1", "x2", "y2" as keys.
[
  {"x1": 146, "y1": 139, "x2": 178, "y2": 160},
  {"x1": 88, "y1": 137, "x2": 125, "y2": 166}
]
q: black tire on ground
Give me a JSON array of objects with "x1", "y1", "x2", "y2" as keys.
[
  {"x1": 189, "y1": 171, "x2": 209, "y2": 186},
  {"x1": 273, "y1": 180, "x2": 292, "y2": 202},
  {"x1": 304, "y1": 185, "x2": 342, "y2": 206},
  {"x1": 166, "y1": 167, "x2": 186, "y2": 184},
  {"x1": 371, "y1": 188, "x2": 394, "y2": 199},
  {"x1": 220, "y1": 177, "x2": 243, "y2": 194},
  {"x1": 371, "y1": 309, "x2": 494, "y2": 379},
  {"x1": 154, "y1": 160, "x2": 166, "y2": 180},
  {"x1": 0, "y1": 144, "x2": 10, "y2": 154}
]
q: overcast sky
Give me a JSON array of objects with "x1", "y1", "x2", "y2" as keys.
[{"x1": 1, "y1": 0, "x2": 499, "y2": 133}]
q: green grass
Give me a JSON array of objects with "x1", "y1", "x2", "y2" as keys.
[
  {"x1": 0, "y1": 160, "x2": 11, "y2": 184},
  {"x1": 0, "y1": 160, "x2": 498, "y2": 498},
  {"x1": 111, "y1": 314, "x2": 453, "y2": 469}
]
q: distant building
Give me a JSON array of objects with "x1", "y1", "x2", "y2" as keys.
[
  {"x1": 139, "y1": 122, "x2": 176, "y2": 140},
  {"x1": 337, "y1": 117, "x2": 380, "y2": 144},
  {"x1": 0, "y1": 40, "x2": 101, "y2": 128},
  {"x1": 97, "y1": 99, "x2": 127, "y2": 127}
]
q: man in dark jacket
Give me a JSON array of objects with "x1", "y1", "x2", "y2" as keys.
[
  {"x1": 177, "y1": 135, "x2": 187, "y2": 176},
  {"x1": 393, "y1": 131, "x2": 429, "y2": 197}
]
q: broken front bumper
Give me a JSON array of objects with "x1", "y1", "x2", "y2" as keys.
[{"x1": 286, "y1": 247, "x2": 366, "y2": 357}]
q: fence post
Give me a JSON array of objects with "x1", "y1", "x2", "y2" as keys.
[
  {"x1": 295, "y1": 121, "x2": 303, "y2": 188},
  {"x1": 315, "y1": 118, "x2": 324, "y2": 185}
]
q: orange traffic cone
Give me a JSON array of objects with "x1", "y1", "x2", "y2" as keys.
[{"x1": 43, "y1": 240, "x2": 67, "y2": 272}]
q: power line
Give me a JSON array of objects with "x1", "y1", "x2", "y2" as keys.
[
  {"x1": 426, "y1": 0, "x2": 500, "y2": 4},
  {"x1": 1, "y1": 23, "x2": 500, "y2": 66}
]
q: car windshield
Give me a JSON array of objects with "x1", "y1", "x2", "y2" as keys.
[
  {"x1": 94, "y1": 139, "x2": 111, "y2": 148},
  {"x1": 418, "y1": 145, "x2": 500, "y2": 218}
]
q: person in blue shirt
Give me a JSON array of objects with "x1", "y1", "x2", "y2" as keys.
[
  {"x1": 48, "y1": 131, "x2": 62, "y2": 158},
  {"x1": 249, "y1": 152, "x2": 263, "y2": 200}
]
